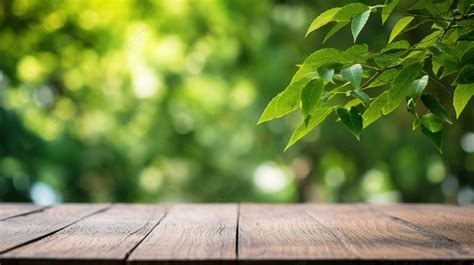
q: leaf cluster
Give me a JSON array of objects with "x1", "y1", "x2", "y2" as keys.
[{"x1": 259, "y1": 0, "x2": 474, "y2": 152}]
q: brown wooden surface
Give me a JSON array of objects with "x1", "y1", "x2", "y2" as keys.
[
  {"x1": 0, "y1": 204, "x2": 109, "y2": 254},
  {"x1": 0, "y1": 203, "x2": 473, "y2": 265},
  {"x1": 238, "y1": 204, "x2": 357, "y2": 260},
  {"x1": 2, "y1": 204, "x2": 166, "y2": 265},
  {"x1": 127, "y1": 204, "x2": 238, "y2": 265},
  {"x1": 377, "y1": 204, "x2": 474, "y2": 254},
  {"x1": 0, "y1": 203, "x2": 46, "y2": 221}
]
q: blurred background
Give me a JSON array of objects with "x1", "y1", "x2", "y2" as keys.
[{"x1": 0, "y1": 0, "x2": 472, "y2": 205}]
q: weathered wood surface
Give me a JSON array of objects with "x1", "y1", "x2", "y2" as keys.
[
  {"x1": 0, "y1": 203, "x2": 472, "y2": 265},
  {"x1": 2, "y1": 204, "x2": 166, "y2": 265},
  {"x1": 0, "y1": 204, "x2": 109, "y2": 254},
  {"x1": 128, "y1": 204, "x2": 238, "y2": 265},
  {"x1": 0, "y1": 203, "x2": 46, "y2": 221}
]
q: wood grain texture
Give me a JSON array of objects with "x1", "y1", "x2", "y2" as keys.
[
  {"x1": 304, "y1": 204, "x2": 474, "y2": 260},
  {"x1": 376, "y1": 204, "x2": 474, "y2": 254},
  {"x1": 1, "y1": 204, "x2": 166, "y2": 265},
  {"x1": 127, "y1": 204, "x2": 238, "y2": 265},
  {"x1": 238, "y1": 204, "x2": 357, "y2": 261},
  {"x1": 239, "y1": 204, "x2": 474, "y2": 262},
  {"x1": 0, "y1": 204, "x2": 109, "y2": 254},
  {"x1": 0, "y1": 204, "x2": 46, "y2": 221}
]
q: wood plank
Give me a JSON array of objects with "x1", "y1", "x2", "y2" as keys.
[
  {"x1": 239, "y1": 204, "x2": 474, "y2": 263},
  {"x1": 375, "y1": 204, "x2": 474, "y2": 254},
  {"x1": 127, "y1": 203, "x2": 238, "y2": 265},
  {"x1": 0, "y1": 204, "x2": 109, "y2": 254},
  {"x1": 238, "y1": 204, "x2": 357, "y2": 262},
  {"x1": 304, "y1": 204, "x2": 474, "y2": 260},
  {"x1": 1, "y1": 204, "x2": 166, "y2": 265},
  {"x1": 0, "y1": 204, "x2": 46, "y2": 221}
]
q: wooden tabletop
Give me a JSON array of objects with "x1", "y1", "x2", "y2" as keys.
[{"x1": 0, "y1": 204, "x2": 473, "y2": 265}]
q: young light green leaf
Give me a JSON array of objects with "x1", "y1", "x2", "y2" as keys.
[
  {"x1": 333, "y1": 3, "x2": 369, "y2": 21},
  {"x1": 388, "y1": 16, "x2": 414, "y2": 44},
  {"x1": 324, "y1": 21, "x2": 350, "y2": 43},
  {"x1": 293, "y1": 45, "x2": 369, "y2": 83},
  {"x1": 421, "y1": 94, "x2": 452, "y2": 124},
  {"x1": 453, "y1": 83, "x2": 474, "y2": 118},
  {"x1": 258, "y1": 95, "x2": 280, "y2": 124},
  {"x1": 381, "y1": 0, "x2": 399, "y2": 25},
  {"x1": 351, "y1": 10, "x2": 371, "y2": 42},
  {"x1": 285, "y1": 106, "x2": 333, "y2": 150},
  {"x1": 382, "y1": 40, "x2": 410, "y2": 52},
  {"x1": 421, "y1": 125, "x2": 443, "y2": 152},
  {"x1": 301, "y1": 79, "x2": 324, "y2": 116},
  {"x1": 363, "y1": 91, "x2": 389, "y2": 127},
  {"x1": 409, "y1": 75, "x2": 429, "y2": 101},
  {"x1": 344, "y1": 98, "x2": 363, "y2": 108},
  {"x1": 336, "y1": 107, "x2": 363, "y2": 140},
  {"x1": 367, "y1": 69, "x2": 398, "y2": 88},
  {"x1": 420, "y1": 113, "x2": 443, "y2": 133},
  {"x1": 317, "y1": 66, "x2": 335, "y2": 83},
  {"x1": 341, "y1": 64, "x2": 363, "y2": 89},
  {"x1": 258, "y1": 78, "x2": 309, "y2": 124},
  {"x1": 352, "y1": 90, "x2": 371, "y2": 106},
  {"x1": 306, "y1": 8, "x2": 341, "y2": 37}
]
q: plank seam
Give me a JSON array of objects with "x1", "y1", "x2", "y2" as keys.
[
  {"x1": 367, "y1": 205, "x2": 471, "y2": 256},
  {"x1": 0, "y1": 203, "x2": 113, "y2": 255},
  {"x1": 235, "y1": 203, "x2": 240, "y2": 261},
  {"x1": 123, "y1": 204, "x2": 171, "y2": 264},
  {"x1": 0, "y1": 205, "x2": 51, "y2": 222}
]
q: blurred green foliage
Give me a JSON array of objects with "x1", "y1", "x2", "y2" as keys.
[{"x1": 0, "y1": 0, "x2": 472, "y2": 204}]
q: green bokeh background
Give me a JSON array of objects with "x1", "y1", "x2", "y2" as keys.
[{"x1": 0, "y1": 0, "x2": 473, "y2": 204}]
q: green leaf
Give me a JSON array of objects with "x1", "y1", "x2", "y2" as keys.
[
  {"x1": 458, "y1": 29, "x2": 474, "y2": 41},
  {"x1": 461, "y1": 48, "x2": 474, "y2": 64},
  {"x1": 381, "y1": 0, "x2": 399, "y2": 25},
  {"x1": 344, "y1": 98, "x2": 363, "y2": 108},
  {"x1": 453, "y1": 83, "x2": 474, "y2": 118},
  {"x1": 388, "y1": 16, "x2": 414, "y2": 44},
  {"x1": 333, "y1": 3, "x2": 370, "y2": 21},
  {"x1": 351, "y1": 10, "x2": 371, "y2": 42},
  {"x1": 430, "y1": 42, "x2": 457, "y2": 62},
  {"x1": 285, "y1": 106, "x2": 333, "y2": 150},
  {"x1": 301, "y1": 79, "x2": 324, "y2": 117},
  {"x1": 409, "y1": 75, "x2": 429, "y2": 101},
  {"x1": 306, "y1": 8, "x2": 341, "y2": 37},
  {"x1": 362, "y1": 91, "x2": 388, "y2": 128},
  {"x1": 258, "y1": 78, "x2": 309, "y2": 124},
  {"x1": 420, "y1": 113, "x2": 443, "y2": 133},
  {"x1": 324, "y1": 21, "x2": 350, "y2": 43},
  {"x1": 341, "y1": 64, "x2": 363, "y2": 89},
  {"x1": 416, "y1": 30, "x2": 442, "y2": 48},
  {"x1": 352, "y1": 90, "x2": 370, "y2": 106},
  {"x1": 383, "y1": 62, "x2": 423, "y2": 115},
  {"x1": 363, "y1": 91, "x2": 389, "y2": 127},
  {"x1": 421, "y1": 125, "x2": 443, "y2": 152},
  {"x1": 336, "y1": 107, "x2": 363, "y2": 140},
  {"x1": 317, "y1": 66, "x2": 335, "y2": 83},
  {"x1": 455, "y1": 65, "x2": 474, "y2": 84},
  {"x1": 367, "y1": 69, "x2": 399, "y2": 88},
  {"x1": 458, "y1": 0, "x2": 474, "y2": 14},
  {"x1": 293, "y1": 45, "x2": 369, "y2": 83},
  {"x1": 382, "y1": 40, "x2": 410, "y2": 52},
  {"x1": 420, "y1": 94, "x2": 452, "y2": 124}
]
